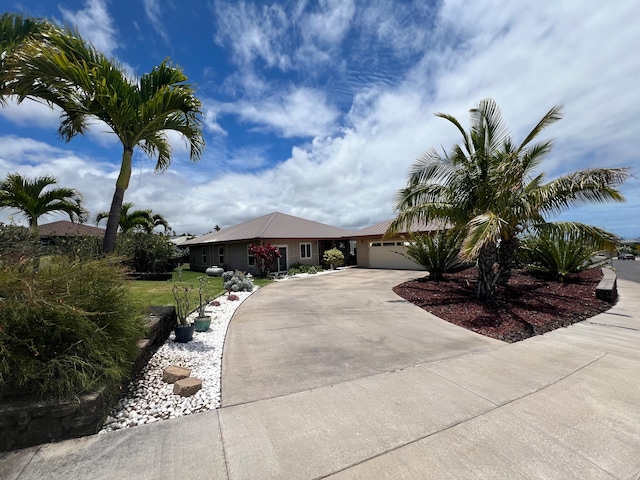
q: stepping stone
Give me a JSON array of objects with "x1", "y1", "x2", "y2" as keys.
[
  {"x1": 162, "y1": 365, "x2": 191, "y2": 384},
  {"x1": 173, "y1": 377, "x2": 202, "y2": 397}
]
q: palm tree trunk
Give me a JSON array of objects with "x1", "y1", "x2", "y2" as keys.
[
  {"x1": 102, "y1": 186, "x2": 125, "y2": 253},
  {"x1": 476, "y1": 243, "x2": 499, "y2": 300},
  {"x1": 497, "y1": 236, "x2": 520, "y2": 286},
  {"x1": 102, "y1": 148, "x2": 133, "y2": 253}
]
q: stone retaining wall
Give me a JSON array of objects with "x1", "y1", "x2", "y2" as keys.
[{"x1": 0, "y1": 307, "x2": 176, "y2": 452}]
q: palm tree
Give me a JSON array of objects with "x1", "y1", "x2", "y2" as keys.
[
  {"x1": 95, "y1": 202, "x2": 169, "y2": 233},
  {"x1": 390, "y1": 98, "x2": 628, "y2": 300},
  {"x1": 0, "y1": 13, "x2": 53, "y2": 105},
  {"x1": 7, "y1": 25, "x2": 204, "y2": 253},
  {"x1": 0, "y1": 173, "x2": 88, "y2": 229}
]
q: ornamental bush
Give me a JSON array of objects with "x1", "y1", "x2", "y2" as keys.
[
  {"x1": 323, "y1": 248, "x2": 345, "y2": 269},
  {"x1": 116, "y1": 231, "x2": 174, "y2": 272},
  {"x1": 223, "y1": 270, "x2": 254, "y2": 292},
  {"x1": 401, "y1": 230, "x2": 466, "y2": 281},
  {"x1": 0, "y1": 256, "x2": 146, "y2": 400}
]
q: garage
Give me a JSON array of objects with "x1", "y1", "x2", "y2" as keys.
[{"x1": 368, "y1": 242, "x2": 426, "y2": 270}]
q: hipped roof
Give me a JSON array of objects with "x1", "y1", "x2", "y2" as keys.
[
  {"x1": 38, "y1": 220, "x2": 104, "y2": 237},
  {"x1": 184, "y1": 212, "x2": 353, "y2": 245}
]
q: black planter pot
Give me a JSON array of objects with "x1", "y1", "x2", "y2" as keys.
[{"x1": 174, "y1": 323, "x2": 195, "y2": 343}]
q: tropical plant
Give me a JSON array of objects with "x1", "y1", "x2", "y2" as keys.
[
  {"x1": 0, "y1": 173, "x2": 88, "y2": 230},
  {"x1": 0, "y1": 222, "x2": 40, "y2": 266},
  {"x1": 323, "y1": 247, "x2": 345, "y2": 269},
  {"x1": 249, "y1": 243, "x2": 281, "y2": 277},
  {"x1": 0, "y1": 256, "x2": 145, "y2": 400},
  {"x1": 398, "y1": 230, "x2": 466, "y2": 281},
  {"x1": 196, "y1": 276, "x2": 209, "y2": 317},
  {"x1": 222, "y1": 270, "x2": 254, "y2": 293},
  {"x1": 390, "y1": 98, "x2": 628, "y2": 300},
  {"x1": 519, "y1": 228, "x2": 605, "y2": 281},
  {"x1": 172, "y1": 285, "x2": 192, "y2": 326},
  {"x1": 0, "y1": 13, "x2": 53, "y2": 104},
  {"x1": 95, "y1": 202, "x2": 169, "y2": 233},
  {"x1": 7, "y1": 25, "x2": 204, "y2": 253}
]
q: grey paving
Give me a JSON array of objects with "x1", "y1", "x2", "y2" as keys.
[
  {"x1": 2, "y1": 268, "x2": 639, "y2": 480},
  {"x1": 221, "y1": 269, "x2": 502, "y2": 406}
]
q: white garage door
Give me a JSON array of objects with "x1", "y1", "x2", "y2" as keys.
[{"x1": 368, "y1": 242, "x2": 426, "y2": 270}]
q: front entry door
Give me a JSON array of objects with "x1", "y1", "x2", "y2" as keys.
[{"x1": 275, "y1": 247, "x2": 287, "y2": 272}]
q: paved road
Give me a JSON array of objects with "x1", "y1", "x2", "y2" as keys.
[
  {"x1": 611, "y1": 257, "x2": 640, "y2": 282},
  {"x1": 2, "y1": 268, "x2": 639, "y2": 480}
]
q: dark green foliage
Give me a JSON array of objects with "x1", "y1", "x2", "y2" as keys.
[
  {"x1": 287, "y1": 263, "x2": 323, "y2": 275},
  {"x1": 43, "y1": 234, "x2": 103, "y2": 260},
  {"x1": 401, "y1": 230, "x2": 466, "y2": 281},
  {"x1": 520, "y1": 230, "x2": 603, "y2": 280},
  {"x1": 0, "y1": 256, "x2": 146, "y2": 400},
  {"x1": 0, "y1": 223, "x2": 40, "y2": 265},
  {"x1": 116, "y1": 231, "x2": 174, "y2": 272}
]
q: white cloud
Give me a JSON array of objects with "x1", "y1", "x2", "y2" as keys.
[
  {"x1": 0, "y1": 98, "x2": 62, "y2": 129},
  {"x1": 59, "y1": 0, "x2": 120, "y2": 57},
  {"x1": 143, "y1": 0, "x2": 170, "y2": 44}
]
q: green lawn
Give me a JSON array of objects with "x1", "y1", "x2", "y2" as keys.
[{"x1": 127, "y1": 267, "x2": 271, "y2": 313}]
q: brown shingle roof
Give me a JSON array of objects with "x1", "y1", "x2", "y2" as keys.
[
  {"x1": 38, "y1": 220, "x2": 104, "y2": 237},
  {"x1": 185, "y1": 212, "x2": 353, "y2": 245}
]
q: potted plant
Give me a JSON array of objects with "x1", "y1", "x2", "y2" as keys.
[
  {"x1": 172, "y1": 285, "x2": 195, "y2": 342},
  {"x1": 193, "y1": 276, "x2": 212, "y2": 332}
]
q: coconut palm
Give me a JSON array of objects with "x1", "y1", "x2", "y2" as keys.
[
  {"x1": 7, "y1": 25, "x2": 204, "y2": 253},
  {"x1": 390, "y1": 98, "x2": 628, "y2": 300},
  {"x1": 95, "y1": 202, "x2": 169, "y2": 233},
  {"x1": 0, "y1": 173, "x2": 88, "y2": 229}
]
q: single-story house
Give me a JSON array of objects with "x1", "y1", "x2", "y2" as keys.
[
  {"x1": 38, "y1": 220, "x2": 104, "y2": 244},
  {"x1": 184, "y1": 212, "x2": 353, "y2": 275},
  {"x1": 185, "y1": 212, "x2": 447, "y2": 273},
  {"x1": 351, "y1": 218, "x2": 445, "y2": 270}
]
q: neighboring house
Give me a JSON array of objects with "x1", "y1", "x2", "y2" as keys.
[
  {"x1": 38, "y1": 220, "x2": 104, "y2": 245},
  {"x1": 351, "y1": 218, "x2": 445, "y2": 270},
  {"x1": 184, "y1": 212, "x2": 353, "y2": 274}
]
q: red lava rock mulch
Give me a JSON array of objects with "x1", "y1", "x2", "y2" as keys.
[{"x1": 392, "y1": 267, "x2": 612, "y2": 343}]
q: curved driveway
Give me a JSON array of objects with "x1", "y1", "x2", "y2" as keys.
[
  {"x1": 218, "y1": 268, "x2": 640, "y2": 479},
  {"x1": 221, "y1": 268, "x2": 501, "y2": 406}
]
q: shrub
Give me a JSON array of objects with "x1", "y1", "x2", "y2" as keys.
[
  {"x1": 323, "y1": 248, "x2": 345, "y2": 269},
  {"x1": 44, "y1": 234, "x2": 103, "y2": 260},
  {"x1": 116, "y1": 231, "x2": 174, "y2": 272},
  {"x1": 0, "y1": 223, "x2": 40, "y2": 266},
  {"x1": 399, "y1": 230, "x2": 466, "y2": 281},
  {"x1": 223, "y1": 270, "x2": 254, "y2": 293},
  {"x1": 520, "y1": 230, "x2": 603, "y2": 281},
  {"x1": 0, "y1": 256, "x2": 146, "y2": 400},
  {"x1": 248, "y1": 243, "x2": 281, "y2": 277}
]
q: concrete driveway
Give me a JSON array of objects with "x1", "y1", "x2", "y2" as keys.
[{"x1": 221, "y1": 268, "x2": 502, "y2": 406}]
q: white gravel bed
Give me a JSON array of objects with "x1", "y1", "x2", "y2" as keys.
[
  {"x1": 99, "y1": 268, "x2": 342, "y2": 433},
  {"x1": 99, "y1": 289, "x2": 255, "y2": 433}
]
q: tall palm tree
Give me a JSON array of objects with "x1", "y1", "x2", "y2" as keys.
[
  {"x1": 95, "y1": 202, "x2": 169, "y2": 233},
  {"x1": 390, "y1": 99, "x2": 628, "y2": 300},
  {"x1": 0, "y1": 13, "x2": 53, "y2": 105},
  {"x1": 0, "y1": 173, "x2": 88, "y2": 229},
  {"x1": 7, "y1": 25, "x2": 204, "y2": 253}
]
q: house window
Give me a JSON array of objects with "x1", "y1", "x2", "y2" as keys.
[
  {"x1": 202, "y1": 247, "x2": 207, "y2": 264},
  {"x1": 218, "y1": 246, "x2": 224, "y2": 266},
  {"x1": 300, "y1": 243, "x2": 312, "y2": 259},
  {"x1": 247, "y1": 246, "x2": 256, "y2": 266}
]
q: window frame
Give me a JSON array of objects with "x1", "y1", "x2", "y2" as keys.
[{"x1": 300, "y1": 242, "x2": 312, "y2": 259}]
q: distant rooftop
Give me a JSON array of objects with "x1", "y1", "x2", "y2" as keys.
[{"x1": 38, "y1": 220, "x2": 104, "y2": 237}]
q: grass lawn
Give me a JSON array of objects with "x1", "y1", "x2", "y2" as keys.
[{"x1": 127, "y1": 266, "x2": 272, "y2": 313}]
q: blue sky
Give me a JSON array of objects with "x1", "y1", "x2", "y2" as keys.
[{"x1": 1, "y1": 0, "x2": 639, "y2": 238}]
